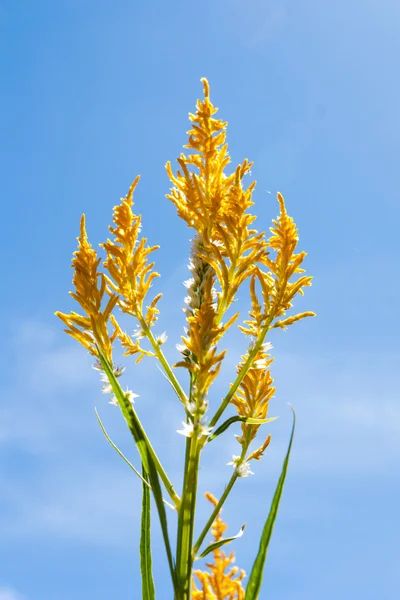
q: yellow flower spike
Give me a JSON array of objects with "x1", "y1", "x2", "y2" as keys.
[
  {"x1": 170, "y1": 80, "x2": 274, "y2": 415},
  {"x1": 231, "y1": 346, "x2": 276, "y2": 447},
  {"x1": 229, "y1": 191, "x2": 313, "y2": 454},
  {"x1": 167, "y1": 79, "x2": 268, "y2": 327},
  {"x1": 101, "y1": 176, "x2": 161, "y2": 321},
  {"x1": 192, "y1": 493, "x2": 246, "y2": 600},
  {"x1": 109, "y1": 315, "x2": 155, "y2": 363},
  {"x1": 238, "y1": 192, "x2": 314, "y2": 349},
  {"x1": 55, "y1": 215, "x2": 118, "y2": 362},
  {"x1": 260, "y1": 191, "x2": 314, "y2": 322},
  {"x1": 247, "y1": 433, "x2": 272, "y2": 462}
]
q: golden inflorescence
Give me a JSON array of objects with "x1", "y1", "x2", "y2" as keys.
[{"x1": 55, "y1": 78, "x2": 315, "y2": 595}]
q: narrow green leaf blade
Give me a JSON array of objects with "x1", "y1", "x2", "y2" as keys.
[
  {"x1": 95, "y1": 408, "x2": 175, "y2": 510},
  {"x1": 144, "y1": 444, "x2": 177, "y2": 590},
  {"x1": 208, "y1": 415, "x2": 277, "y2": 442},
  {"x1": 245, "y1": 405, "x2": 296, "y2": 600},
  {"x1": 196, "y1": 524, "x2": 246, "y2": 559},
  {"x1": 95, "y1": 408, "x2": 147, "y2": 482},
  {"x1": 140, "y1": 467, "x2": 155, "y2": 600},
  {"x1": 96, "y1": 346, "x2": 177, "y2": 588}
]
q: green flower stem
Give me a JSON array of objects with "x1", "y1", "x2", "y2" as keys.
[
  {"x1": 194, "y1": 439, "x2": 250, "y2": 556},
  {"x1": 175, "y1": 433, "x2": 201, "y2": 600},
  {"x1": 97, "y1": 345, "x2": 181, "y2": 508},
  {"x1": 193, "y1": 471, "x2": 238, "y2": 557},
  {"x1": 209, "y1": 314, "x2": 276, "y2": 429},
  {"x1": 139, "y1": 317, "x2": 188, "y2": 406}
]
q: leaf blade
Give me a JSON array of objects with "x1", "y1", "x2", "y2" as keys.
[
  {"x1": 95, "y1": 408, "x2": 175, "y2": 510},
  {"x1": 196, "y1": 524, "x2": 246, "y2": 559},
  {"x1": 245, "y1": 405, "x2": 296, "y2": 600},
  {"x1": 96, "y1": 346, "x2": 177, "y2": 589},
  {"x1": 140, "y1": 467, "x2": 156, "y2": 600},
  {"x1": 207, "y1": 415, "x2": 277, "y2": 442}
]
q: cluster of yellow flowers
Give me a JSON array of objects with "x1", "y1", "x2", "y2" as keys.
[{"x1": 56, "y1": 77, "x2": 314, "y2": 599}]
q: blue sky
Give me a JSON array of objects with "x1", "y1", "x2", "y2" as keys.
[{"x1": 1, "y1": 0, "x2": 399, "y2": 598}]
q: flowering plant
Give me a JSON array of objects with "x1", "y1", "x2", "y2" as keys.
[{"x1": 56, "y1": 79, "x2": 314, "y2": 599}]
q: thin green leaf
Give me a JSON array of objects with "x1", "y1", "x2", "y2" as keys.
[
  {"x1": 156, "y1": 364, "x2": 181, "y2": 399},
  {"x1": 144, "y1": 444, "x2": 177, "y2": 590},
  {"x1": 96, "y1": 346, "x2": 177, "y2": 589},
  {"x1": 196, "y1": 524, "x2": 246, "y2": 559},
  {"x1": 95, "y1": 408, "x2": 175, "y2": 510},
  {"x1": 140, "y1": 467, "x2": 155, "y2": 600},
  {"x1": 207, "y1": 415, "x2": 277, "y2": 442},
  {"x1": 245, "y1": 405, "x2": 296, "y2": 600},
  {"x1": 95, "y1": 408, "x2": 147, "y2": 482}
]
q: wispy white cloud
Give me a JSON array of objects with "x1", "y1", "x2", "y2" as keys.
[
  {"x1": 0, "y1": 461, "x2": 143, "y2": 548},
  {"x1": 0, "y1": 588, "x2": 24, "y2": 600}
]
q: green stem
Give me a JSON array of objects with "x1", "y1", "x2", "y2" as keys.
[
  {"x1": 98, "y1": 346, "x2": 181, "y2": 508},
  {"x1": 194, "y1": 438, "x2": 249, "y2": 555},
  {"x1": 139, "y1": 317, "x2": 188, "y2": 406},
  {"x1": 209, "y1": 313, "x2": 276, "y2": 429},
  {"x1": 175, "y1": 434, "x2": 201, "y2": 599},
  {"x1": 193, "y1": 471, "x2": 238, "y2": 557}
]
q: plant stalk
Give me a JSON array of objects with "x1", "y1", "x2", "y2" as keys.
[
  {"x1": 139, "y1": 317, "x2": 188, "y2": 406},
  {"x1": 175, "y1": 434, "x2": 201, "y2": 599},
  {"x1": 209, "y1": 313, "x2": 276, "y2": 429},
  {"x1": 98, "y1": 345, "x2": 181, "y2": 508}
]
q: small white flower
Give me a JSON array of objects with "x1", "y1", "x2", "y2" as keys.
[
  {"x1": 102, "y1": 382, "x2": 113, "y2": 395},
  {"x1": 183, "y1": 277, "x2": 195, "y2": 289},
  {"x1": 109, "y1": 388, "x2": 139, "y2": 406},
  {"x1": 177, "y1": 421, "x2": 194, "y2": 437},
  {"x1": 237, "y1": 461, "x2": 254, "y2": 477},
  {"x1": 197, "y1": 418, "x2": 213, "y2": 437},
  {"x1": 176, "y1": 343, "x2": 187, "y2": 353},
  {"x1": 156, "y1": 332, "x2": 168, "y2": 346},
  {"x1": 262, "y1": 342, "x2": 273, "y2": 353},
  {"x1": 227, "y1": 455, "x2": 254, "y2": 478},
  {"x1": 177, "y1": 418, "x2": 212, "y2": 438},
  {"x1": 186, "y1": 401, "x2": 197, "y2": 415},
  {"x1": 112, "y1": 364, "x2": 126, "y2": 377},
  {"x1": 253, "y1": 358, "x2": 269, "y2": 369},
  {"x1": 248, "y1": 339, "x2": 256, "y2": 352},
  {"x1": 227, "y1": 455, "x2": 241, "y2": 467},
  {"x1": 132, "y1": 328, "x2": 145, "y2": 339}
]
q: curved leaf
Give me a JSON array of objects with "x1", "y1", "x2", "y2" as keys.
[
  {"x1": 196, "y1": 524, "x2": 246, "y2": 559},
  {"x1": 245, "y1": 405, "x2": 296, "y2": 600},
  {"x1": 207, "y1": 415, "x2": 277, "y2": 442},
  {"x1": 95, "y1": 408, "x2": 175, "y2": 510},
  {"x1": 96, "y1": 346, "x2": 177, "y2": 588}
]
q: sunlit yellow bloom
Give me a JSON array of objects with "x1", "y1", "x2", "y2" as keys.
[
  {"x1": 192, "y1": 493, "x2": 246, "y2": 600},
  {"x1": 259, "y1": 192, "x2": 315, "y2": 329},
  {"x1": 231, "y1": 343, "x2": 276, "y2": 454},
  {"x1": 55, "y1": 215, "x2": 118, "y2": 362},
  {"x1": 168, "y1": 79, "x2": 268, "y2": 414},
  {"x1": 102, "y1": 176, "x2": 160, "y2": 322},
  {"x1": 101, "y1": 176, "x2": 162, "y2": 361},
  {"x1": 167, "y1": 78, "x2": 267, "y2": 321},
  {"x1": 232, "y1": 192, "x2": 315, "y2": 455}
]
